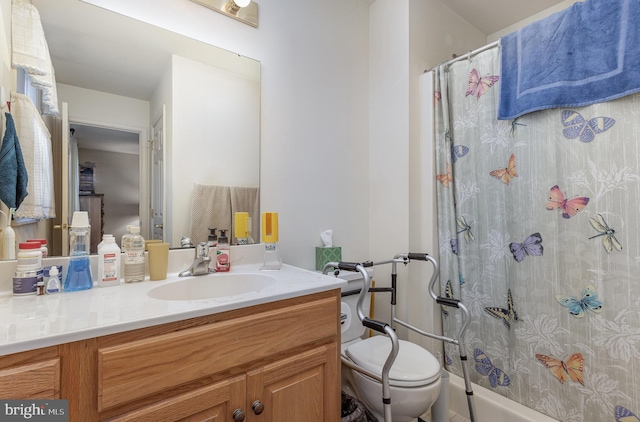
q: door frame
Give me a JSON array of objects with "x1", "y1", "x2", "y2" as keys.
[
  {"x1": 63, "y1": 117, "x2": 149, "y2": 240},
  {"x1": 150, "y1": 105, "x2": 166, "y2": 241}
]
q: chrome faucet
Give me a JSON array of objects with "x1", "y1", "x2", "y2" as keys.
[{"x1": 179, "y1": 242, "x2": 212, "y2": 277}]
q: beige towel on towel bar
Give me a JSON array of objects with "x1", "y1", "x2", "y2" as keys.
[
  {"x1": 230, "y1": 186, "x2": 260, "y2": 244},
  {"x1": 189, "y1": 184, "x2": 231, "y2": 245}
]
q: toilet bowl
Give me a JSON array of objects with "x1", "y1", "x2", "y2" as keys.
[
  {"x1": 339, "y1": 272, "x2": 442, "y2": 422},
  {"x1": 343, "y1": 336, "x2": 441, "y2": 422}
]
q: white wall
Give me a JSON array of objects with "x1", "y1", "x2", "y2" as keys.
[
  {"x1": 56, "y1": 84, "x2": 150, "y2": 132},
  {"x1": 0, "y1": 0, "x2": 11, "y2": 96},
  {"x1": 368, "y1": 0, "x2": 488, "y2": 353}
]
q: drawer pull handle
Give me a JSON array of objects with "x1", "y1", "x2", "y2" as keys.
[
  {"x1": 232, "y1": 408, "x2": 246, "y2": 421},
  {"x1": 252, "y1": 400, "x2": 265, "y2": 415}
]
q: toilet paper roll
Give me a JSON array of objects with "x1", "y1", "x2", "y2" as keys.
[{"x1": 341, "y1": 302, "x2": 352, "y2": 333}]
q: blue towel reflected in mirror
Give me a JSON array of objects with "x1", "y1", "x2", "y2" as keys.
[{"x1": 0, "y1": 113, "x2": 29, "y2": 209}]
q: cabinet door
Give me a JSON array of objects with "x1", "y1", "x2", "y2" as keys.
[
  {"x1": 105, "y1": 375, "x2": 245, "y2": 422},
  {"x1": 246, "y1": 345, "x2": 339, "y2": 422},
  {"x1": 0, "y1": 358, "x2": 60, "y2": 399}
]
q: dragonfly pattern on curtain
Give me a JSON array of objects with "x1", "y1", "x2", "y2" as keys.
[{"x1": 433, "y1": 47, "x2": 640, "y2": 422}]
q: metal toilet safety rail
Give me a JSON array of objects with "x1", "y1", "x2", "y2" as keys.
[{"x1": 324, "y1": 253, "x2": 478, "y2": 422}]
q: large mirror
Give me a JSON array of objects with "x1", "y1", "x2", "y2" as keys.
[{"x1": 31, "y1": 0, "x2": 260, "y2": 256}]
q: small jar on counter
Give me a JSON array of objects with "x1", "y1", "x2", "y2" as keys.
[{"x1": 13, "y1": 242, "x2": 44, "y2": 295}]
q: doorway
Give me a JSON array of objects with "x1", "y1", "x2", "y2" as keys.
[{"x1": 70, "y1": 123, "x2": 141, "y2": 251}]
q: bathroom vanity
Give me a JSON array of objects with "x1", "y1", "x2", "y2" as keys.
[{"x1": 0, "y1": 248, "x2": 345, "y2": 421}]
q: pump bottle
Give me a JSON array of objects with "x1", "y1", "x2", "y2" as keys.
[
  {"x1": 207, "y1": 228, "x2": 217, "y2": 272},
  {"x1": 216, "y1": 229, "x2": 230, "y2": 272},
  {"x1": 64, "y1": 211, "x2": 93, "y2": 291}
]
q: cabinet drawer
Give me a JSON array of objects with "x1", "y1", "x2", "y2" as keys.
[
  {"x1": 98, "y1": 296, "x2": 337, "y2": 411},
  {"x1": 105, "y1": 375, "x2": 245, "y2": 422},
  {"x1": 0, "y1": 358, "x2": 60, "y2": 399}
]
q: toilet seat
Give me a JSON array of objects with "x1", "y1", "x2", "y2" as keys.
[{"x1": 345, "y1": 336, "x2": 441, "y2": 387}]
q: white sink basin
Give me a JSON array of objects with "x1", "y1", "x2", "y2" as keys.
[{"x1": 148, "y1": 273, "x2": 277, "y2": 301}]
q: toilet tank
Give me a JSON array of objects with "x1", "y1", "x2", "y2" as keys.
[{"x1": 337, "y1": 269, "x2": 373, "y2": 343}]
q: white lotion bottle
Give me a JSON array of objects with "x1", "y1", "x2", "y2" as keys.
[{"x1": 2, "y1": 223, "x2": 15, "y2": 260}]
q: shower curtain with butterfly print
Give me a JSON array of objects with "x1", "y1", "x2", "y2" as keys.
[{"x1": 434, "y1": 46, "x2": 640, "y2": 422}]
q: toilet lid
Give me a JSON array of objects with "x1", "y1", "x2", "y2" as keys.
[{"x1": 346, "y1": 336, "x2": 441, "y2": 387}]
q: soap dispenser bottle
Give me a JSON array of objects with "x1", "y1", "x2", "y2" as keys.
[
  {"x1": 216, "y1": 229, "x2": 230, "y2": 272},
  {"x1": 207, "y1": 227, "x2": 217, "y2": 273}
]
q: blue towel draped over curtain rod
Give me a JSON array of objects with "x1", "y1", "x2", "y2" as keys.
[{"x1": 498, "y1": 0, "x2": 640, "y2": 120}]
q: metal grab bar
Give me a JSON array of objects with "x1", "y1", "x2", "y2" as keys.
[
  {"x1": 391, "y1": 252, "x2": 477, "y2": 422},
  {"x1": 323, "y1": 261, "x2": 397, "y2": 421},
  {"x1": 323, "y1": 254, "x2": 478, "y2": 422}
]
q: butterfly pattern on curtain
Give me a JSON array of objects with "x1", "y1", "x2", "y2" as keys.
[{"x1": 433, "y1": 47, "x2": 640, "y2": 422}]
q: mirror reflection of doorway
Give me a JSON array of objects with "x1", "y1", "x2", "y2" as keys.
[{"x1": 70, "y1": 124, "x2": 140, "y2": 251}]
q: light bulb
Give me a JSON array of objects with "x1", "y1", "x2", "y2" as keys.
[{"x1": 234, "y1": 0, "x2": 251, "y2": 7}]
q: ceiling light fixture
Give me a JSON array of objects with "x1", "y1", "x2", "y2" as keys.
[{"x1": 190, "y1": 0, "x2": 258, "y2": 28}]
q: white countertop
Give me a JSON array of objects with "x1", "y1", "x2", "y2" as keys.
[{"x1": 0, "y1": 248, "x2": 346, "y2": 356}]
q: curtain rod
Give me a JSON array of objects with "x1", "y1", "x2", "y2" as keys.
[{"x1": 425, "y1": 40, "x2": 501, "y2": 72}]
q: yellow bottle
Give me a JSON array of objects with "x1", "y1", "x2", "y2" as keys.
[
  {"x1": 260, "y1": 212, "x2": 281, "y2": 270},
  {"x1": 235, "y1": 212, "x2": 249, "y2": 245}
]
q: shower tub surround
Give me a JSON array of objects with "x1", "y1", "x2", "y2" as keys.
[{"x1": 448, "y1": 373, "x2": 557, "y2": 422}]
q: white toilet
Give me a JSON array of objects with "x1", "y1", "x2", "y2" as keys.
[{"x1": 340, "y1": 272, "x2": 442, "y2": 422}]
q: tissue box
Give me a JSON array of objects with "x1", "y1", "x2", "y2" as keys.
[{"x1": 316, "y1": 247, "x2": 342, "y2": 271}]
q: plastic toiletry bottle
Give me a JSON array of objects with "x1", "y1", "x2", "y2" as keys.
[
  {"x1": 2, "y1": 220, "x2": 15, "y2": 260},
  {"x1": 216, "y1": 229, "x2": 230, "y2": 272},
  {"x1": 45, "y1": 266, "x2": 61, "y2": 294},
  {"x1": 234, "y1": 212, "x2": 249, "y2": 245},
  {"x1": 121, "y1": 225, "x2": 133, "y2": 250},
  {"x1": 98, "y1": 234, "x2": 121, "y2": 287},
  {"x1": 120, "y1": 225, "x2": 132, "y2": 276},
  {"x1": 64, "y1": 211, "x2": 93, "y2": 291},
  {"x1": 260, "y1": 212, "x2": 282, "y2": 271},
  {"x1": 207, "y1": 227, "x2": 217, "y2": 273},
  {"x1": 13, "y1": 241, "x2": 43, "y2": 295},
  {"x1": 123, "y1": 226, "x2": 145, "y2": 283}
]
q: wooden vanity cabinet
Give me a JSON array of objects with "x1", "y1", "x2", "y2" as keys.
[
  {"x1": 0, "y1": 346, "x2": 60, "y2": 399},
  {"x1": 246, "y1": 344, "x2": 337, "y2": 422},
  {"x1": 0, "y1": 289, "x2": 341, "y2": 422}
]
